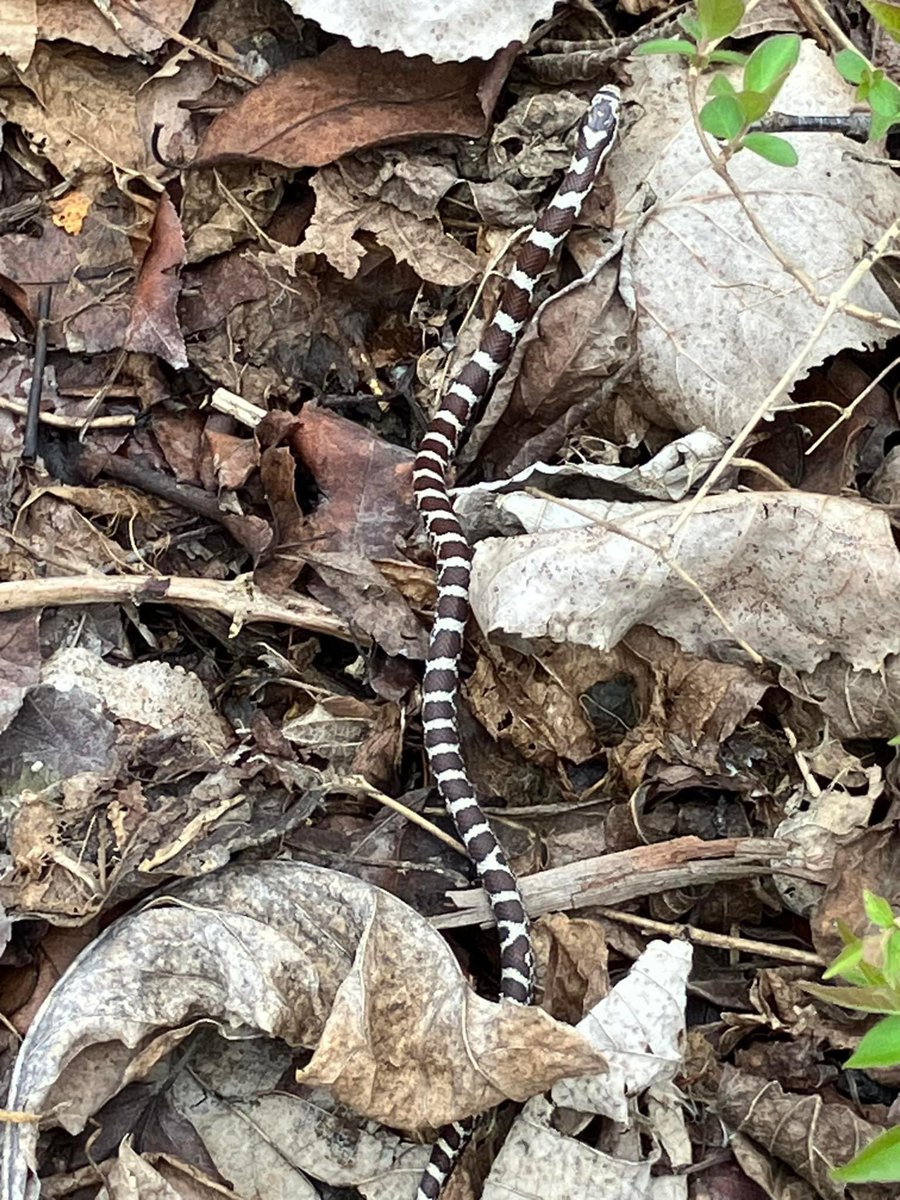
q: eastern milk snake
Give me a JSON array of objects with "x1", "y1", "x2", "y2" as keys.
[{"x1": 412, "y1": 87, "x2": 621, "y2": 1197}]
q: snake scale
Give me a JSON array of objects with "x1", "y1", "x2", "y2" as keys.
[{"x1": 412, "y1": 86, "x2": 621, "y2": 1199}]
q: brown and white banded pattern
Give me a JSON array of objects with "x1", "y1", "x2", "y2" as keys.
[{"x1": 413, "y1": 86, "x2": 620, "y2": 1200}]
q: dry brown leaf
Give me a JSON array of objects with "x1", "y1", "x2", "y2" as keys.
[
  {"x1": 729, "y1": 1131, "x2": 820, "y2": 1200},
  {"x1": 774, "y1": 764, "x2": 883, "y2": 917},
  {"x1": 37, "y1": 0, "x2": 194, "y2": 57},
  {"x1": 124, "y1": 192, "x2": 187, "y2": 368},
  {"x1": 469, "y1": 491, "x2": 900, "y2": 674},
  {"x1": 291, "y1": 407, "x2": 416, "y2": 561},
  {"x1": 298, "y1": 162, "x2": 478, "y2": 285},
  {"x1": 466, "y1": 642, "x2": 597, "y2": 767},
  {"x1": 610, "y1": 44, "x2": 900, "y2": 438},
  {"x1": 781, "y1": 655, "x2": 900, "y2": 740},
  {"x1": 282, "y1": 700, "x2": 376, "y2": 778},
  {"x1": 808, "y1": 826, "x2": 900, "y2": 962},
  {"x1": 180, "y1": 165, "x2": 286, "y2": 265},
  {"x1": 2, "y1": 43, "x2": 151, "y2": 180},
  {"x1": 534, "y1": 913, "x2": 609, "y2": 1023},
  {"x1": 716, "y1": 1065, "x2": 893, "y2": 1200},
  {"x1": 2, "y1": 861, "x2": 606, "y2": 1200},
  {"x1": 0, "y1": 210, "x2": 135, "y2": 353},
  {"x1": 195, "y1": 41, "x2": 511, "y2": 169}
]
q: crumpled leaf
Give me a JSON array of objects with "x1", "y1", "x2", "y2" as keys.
[
  {"x1": 2, "y1": 862, "x2": 606, "y2": 1200},
  {"x1": 283, "y1": 0, "x2": 557, "y2": 63},
  {"x1": 484, "y1": 1096, "x2": 654, "y2": 1200},
  {"x1": 455, "y1": 429, "x2": 728, "y2": 524},
  {"x1": 482, "y1": 941, "x2": 692, "y2": 1198},
  {"x1": 469, "y1": 491, "x2": 900, "y2": 674},
  {"x1": 97, "y1": 1144, "x2": 246, "y2": 1200},
  {"x1": 551, "y1": 939, "x2": 691, "y2": 1121},
  {"x1": 39, "y1": 646, "x2": 229, "y2": 756},
  {"x1": 298, "y1": 159, "x2": 477, "y2": 285},
  {"x1": 611, "y1": 43, "x2": 900, "y2": 438},
  {"x1": 781, "y1": 654, "x2": 900, "y2": 740},
  {"x1": 774, "y1": 765, "x2": 884, "y2": 917},
  {"x1": 1, "y1": 43, "x2": 152, "y2": 179},
  {"x1": 195, "y1": 41, "x2": 511, "y2": 168}
]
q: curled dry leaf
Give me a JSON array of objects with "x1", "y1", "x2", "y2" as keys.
[
  {"x1": 469, "y1": 491, "x2": 900, "y2": 674},
  {"x1": 455, "y1": 428, "x2": 728, "y2": 529},
  {"x1": 2, "y1": 862, "x2": 607, "y2": 1200},
  {"x1": 716, "y1": 1064, "x2": 893, "y2": 1200},
  {"x1": 124, "y1": 192, "x2": 187, "y2": 369},
  {"x1": 2, "y1": 43, "x2": 152, "y2": 180},
  {"x1": 611, "y1": 43, "x2": 900, "y2": 438},
  {"x1": 283, "y1": 0, "x2": 557, "y2": 63},
  {"x1": 781, "y1": 655, "x2": 900, "y2": 740}
]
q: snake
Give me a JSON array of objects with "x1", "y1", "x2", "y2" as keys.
[{"x1": 412, "y1": 86, "x2": 621, "y2": 1199}]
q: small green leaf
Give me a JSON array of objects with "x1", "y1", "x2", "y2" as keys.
[
  {"x1": 833, "y1": 1123, "x2": 900, "y2": 1183},
  {"x1": 870, "y1": 109, "x2": 900, "y2": 139},
  {"x1": 835, "y1": 48, "x2": 869, "y2": 84},
  {"x1": 862, "y1": 0, "x2": 900, "y2": 42},
  {"x1": 743, "y1": 33, "x2": 801, "y2": 94},
  {"x1": 885, "y1": 929, "x2": 900, "y2": 989},
  {"x1": 742, "y1": 132, "x2": 798, "y2": 166},
  {"x1": 708, "y1": 49, "x2": 749, "y2": 64},
  {"x1": 736, "y1": 89, "x2": 774, "y2": 122},
  {"x1": 824, "y1": 939, "x2": 865, "y2": 980},
  {"x1": 696, "y1": 0, "x2": 746, "y2": 41},
  {"x1": 700, "y1": 94, "x2": 745, "y2": 140},
  {"x1": 889, "y1": 732, "x2": 900, "y2": 746},
  {"x1": 864, "y1": 890, "x2": 897, "y2": 929},
  {"x1": 707, "y1": 73, "x2": 737, "y2": 97},
  {"x1": 678, "y1": 12, "x2": 703, "y2": 40},
  {"x1": 636, "y1": 37, "x2": 699, "y2": 56},
  {"x1": 868, "y1": 74, "x2": 900, "y2": 116},
  {"x1": 846, "y1": 1014, "x2": 900, "y2": 1069}
]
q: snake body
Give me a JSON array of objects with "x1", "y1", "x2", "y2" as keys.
[{"x1": 412, "y1": 86, "x2": 621, "y2": 1199}]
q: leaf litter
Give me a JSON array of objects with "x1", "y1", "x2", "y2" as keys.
[{"x1": 0, "y1": 1, "x2": 899, "y2": 1199}]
